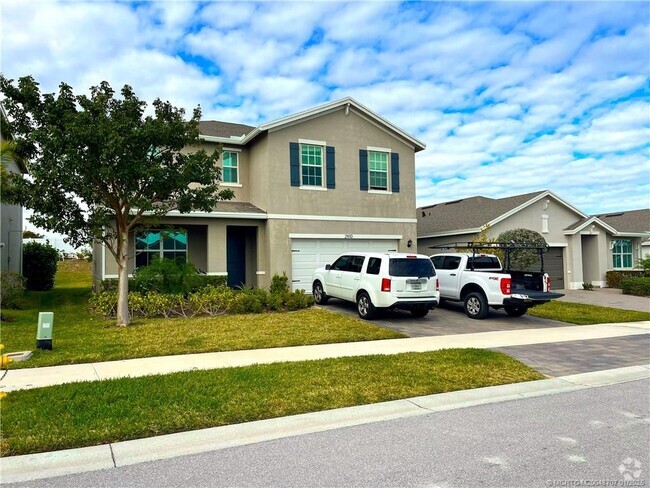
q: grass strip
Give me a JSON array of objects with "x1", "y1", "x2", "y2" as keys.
[
  {"x1": 1, "y1": 261, "x2": 402, "y2": 368},
  {"x1": 0, "y1": 349, "x2": 543, "y2": 456},
  {"x1": 528, "y1": 300, "x2": 650, "y2": 325}
]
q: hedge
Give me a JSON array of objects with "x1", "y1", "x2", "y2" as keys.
[
  {"x1": 22, "y1": 242, "x2": 59, "y2": 291},
  {"x1": 99, "y1": 274, "x2": 228, "y2": 294},
  {"x1": 89, "y1": 285, "x2": 314, "y2": 319},
  {"x1": 620, "y1": 277, "x2": 650, "y2": 297},
  {"x1": 606, "y1": 270, "x2": 648, "y2": 288}
]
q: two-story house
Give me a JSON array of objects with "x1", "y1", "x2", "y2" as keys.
[{"x1": 95, "y1": 98, "x2": 426, "y2": 291}]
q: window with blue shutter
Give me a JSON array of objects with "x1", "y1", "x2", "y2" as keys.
[
  {"x1": 391, "y1": 152, "x2": 400, "y2": 193},
  {"x1": 289, "y1": 142, "x2": 300, "y2": 187},
  {"x1": 359, "y1": 149, "x2": 368, "y2": 191},
  {"x1": 326, "y1": 146, "x2": 335, "y2": 189}
]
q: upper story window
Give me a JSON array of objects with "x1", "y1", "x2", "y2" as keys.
[
  {"x1": 135, "y1": 230, "x2": 187, "y2": 268},
  {"x1": 368, "y1": 150, "x2": 388, "y2": 191},
  {"x1": 612, "y1": 239, "x2": 633, "y2": 268},
  {"x1": 301, "y1": 144, "x2": 324, "y2": 187},
  {"x1": 222, "y1": 151, "x2": 239, "y2": 184}
]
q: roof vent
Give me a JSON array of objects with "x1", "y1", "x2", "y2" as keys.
[
  {"x1": 603, "y1": 213, "x2": 623, "y2": 218},
  {"x1": 421, "y1": 211, "x2": 426, "y2": 217}
]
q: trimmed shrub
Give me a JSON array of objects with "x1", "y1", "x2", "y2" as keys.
[
  {"x1": 620, "y1": 277, "x2": 650, "y2": 297},
  {"x1": 285, "y1": 290, "x2": 315, "y2": 311},
  {"x1": 606, "y1": 270, "x2": 647, "y2": 288},
  {"x1": 270, "y1": 273, "x2": 290, "y2": 295},
  {"x1": 22, "y1": 242, "x2": 59, "y2": 291},
  {"x1": 0, "y1": 271, "x2": 25, "y2": 309},
  {"x1": 132, "y1": 258, "x2": 200, "y2": 294}
]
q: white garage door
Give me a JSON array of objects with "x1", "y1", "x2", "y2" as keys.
[{"x1": 291, "y1": 238, "x2": 399, "y2": 291}]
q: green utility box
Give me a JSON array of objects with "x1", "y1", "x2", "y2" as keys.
[{"x1": 36, "y1": 312, "x2": 54, "y2": 350}]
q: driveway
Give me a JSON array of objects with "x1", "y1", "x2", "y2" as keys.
[{"x1": 319, "y1": 298, "x2": 569, "y2": 337}]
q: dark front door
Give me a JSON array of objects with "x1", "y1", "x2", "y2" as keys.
[
  {"x1": 227, "y1": 227, "x2": 246, "y2": 288},
  {"x1": 545, "y1": 247, "x2": 565, "y2": 290}
]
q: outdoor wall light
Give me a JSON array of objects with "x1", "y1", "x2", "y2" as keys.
[{"x1": 407, "y1": 239, "x2": 413, "y2": 248}]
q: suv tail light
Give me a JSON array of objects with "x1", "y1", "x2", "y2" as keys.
[
  {"x1": 500, "y1": 277, "x2": 511, "y2": 295},
  {"x1": 381, "y1": 278, "x2": 391, "y2": 292},
  {"x1": 436, "y1": 277, "x2": 439, "y2": 291},
  {"x1": 546, "y1": 275, "x2": 551, "y2": 291}
]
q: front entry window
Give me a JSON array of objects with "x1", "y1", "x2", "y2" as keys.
[
  {"x1": 135, "y1": 230, "x2": 187, "y2": 268},
  {"x1": 612, "y1": 239, "x2": 633, "y2": 268}
]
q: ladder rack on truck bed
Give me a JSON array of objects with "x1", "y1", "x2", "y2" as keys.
[{"x1": 428, "y1": 242, "x2": 549, "y2": 273}]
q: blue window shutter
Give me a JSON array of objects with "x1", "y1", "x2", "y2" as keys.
[
  {"x1": 290, "y1": 142, "x2": 300, "y2": 187},
  {"x1": 326, "y1": 146, "x2": 336, "y2": 189},
  {"x1": 359, "y1": 149, "x2": 368, "y2": 191},
  {"x1": 391, "y1": 152, "x2": 400, "y2": 193}
]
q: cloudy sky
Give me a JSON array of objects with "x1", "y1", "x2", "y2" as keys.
[{"x1": 2, "y1": 0, "x2": 649, "y2": 231}]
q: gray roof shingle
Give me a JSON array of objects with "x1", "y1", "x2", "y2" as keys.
[
  {"x1": 592, "y1": 209, "x2": 650, "y2": 233},
  {"x1": 417, "y1": 191, "x2": 546, "y2": 236},
  {"x1": 198, "y1": 121, "x2": 256, "y2": 138},
  {"x1": 212, "y1": 201, "x2": 266, "y2": 214}
]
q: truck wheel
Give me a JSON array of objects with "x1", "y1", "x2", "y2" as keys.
[
  {"x1": 312, "y1": 281, "x2": 329, "y2": 305},
  {"x1": 504, "y1": 304, "x2": 527, "y2": 317},
  {"x1": 464, "y1": 292, "x2": 489, "y2": 320},
  {"x1": 410, "y1": 306, "x2": 429, "y2": 318},
  {"x1": 357, "y1": 292, "x2": 377, "y2": 320}
]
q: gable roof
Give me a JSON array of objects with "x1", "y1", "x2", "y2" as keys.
[
  {"x1": 593, "y1": 209, "x2": 650, "y2": 235},
  {"x1": 418, "y1": 190, "x2": 591, "y2": 238},
  {"x1": 198, "y1": 121, "x2": 255, "y2": 139},
  {"x1": 418, "y1": 190, "x2": 547, "y2": 237},
  {"x1": 199, "y1": 97, "x2": 426, "y2": 152},
  {"x1": 563, "y1": 216, "x2": 617, "y2": 235}
]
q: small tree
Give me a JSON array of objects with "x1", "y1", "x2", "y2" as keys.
[
  {"x1": 1, "y1": 76, "x2": 233, "y2": 325},
  {"x1": 23, "y1": 229, "x2": 44, "y2": 239},
  {"x1": 496, "y1": 228, "x2": 548, "y2": 270}
]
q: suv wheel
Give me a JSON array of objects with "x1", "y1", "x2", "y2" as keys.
[
  {"x1": 312, "y1": 281, "x2": 329, "y2": 305},
  {"x1": 357, "y1": 292, "x2": 377, "y2": 320},
  {"x1": 464, "y1": 292, "x2": 489, "y2": 320}
]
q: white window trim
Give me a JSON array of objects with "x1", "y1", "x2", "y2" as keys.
[
  {"x1": 612, "y1": 239, "x2": 634, "y2": 269},
  {"x1": 299, "y1": 142, "x2": 326, "y2": 190},
  {"x1": 222, "y1": 150, "x2": 240, "y2": 185},
  {"x1": 367, "y1": 148, "x2": 390, "y2": 192},
  {"x1": 221, "y1": 182, "x2": 243, "y2": 188}
]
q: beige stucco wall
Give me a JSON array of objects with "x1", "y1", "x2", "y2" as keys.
[{"x1": 260, "y1": 106, "x2": 417, "y2": 219}]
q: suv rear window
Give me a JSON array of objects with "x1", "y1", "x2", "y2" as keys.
[
  {"x1": 389, "y1": 258, "x2": 435, "y2": 277},
  {"x1": 466, "y1": 256, "x2": 501, "y2": 269}
]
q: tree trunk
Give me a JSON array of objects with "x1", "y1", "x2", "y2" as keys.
[{"x1": 116, "y1": 228, "x2": 130, "y2": 326}]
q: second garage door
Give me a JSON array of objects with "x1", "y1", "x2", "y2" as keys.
[
  {"x1": 545, "y1": 247, "x2": 565, "y2": 290},
  {"x1": 291, "y1": 238, "x2": 399, "y2": 291}
]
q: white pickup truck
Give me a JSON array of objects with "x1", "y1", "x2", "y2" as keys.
[{"x1": 430, "y1": 251, "x2": 564, "y2": 319}]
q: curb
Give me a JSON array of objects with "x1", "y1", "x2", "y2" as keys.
[{"x1": 2, "y1": 364, "x2": 648, "y2": 484}]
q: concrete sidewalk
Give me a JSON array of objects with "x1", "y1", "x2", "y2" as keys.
[
  {"x1": 2, "y1": 365, "x2": 648, "y2": 484},
  {"x1": 2, "y1": 321, "x2": 649, "y2": 392}
]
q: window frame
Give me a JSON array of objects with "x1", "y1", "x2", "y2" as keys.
[
  {"x1": 221, "y1": 150, "x2": 239, "y2": 185},
  {"x1": 299, "y1": 141, "x2": 326, "y2": 189},
  {"x1": 135, "y1": 229, "x2": 188, "y2": 268},
  {"x1": 612, "y1": 239, "x2": 633, "y2": 269}
]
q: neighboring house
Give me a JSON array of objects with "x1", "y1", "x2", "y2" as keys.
[
  {"x1": 95, "y1": 98, "x2": 425, "y2": 291},
  {"x1": 417, "y1": 190, "x2": 650, "y2": 290},
  {"x1": 0, "y1": 106, "x2": 28, "y2": 274}
]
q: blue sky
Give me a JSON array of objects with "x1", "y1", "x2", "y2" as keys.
[{"x1": 2, "y1": 1, "x2": 649, "y2": 243}]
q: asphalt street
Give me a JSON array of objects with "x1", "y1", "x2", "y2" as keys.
[{"x1": 9, "y1": 379, "x2": 649, "y2": 488}]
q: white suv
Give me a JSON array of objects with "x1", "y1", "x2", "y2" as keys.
[{"x1": 311, "y1": 252, "x2": 440, "y2": 319}]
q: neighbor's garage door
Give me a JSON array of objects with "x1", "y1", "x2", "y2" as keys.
[
  {"x1": 291, "y1": 238, "x2": 398, "y2": 291},
  {"x1": 545, "y1": 247, "x2": 565, "y2": 290}
]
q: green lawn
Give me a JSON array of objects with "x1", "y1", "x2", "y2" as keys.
[
  {"x1": 0, "y1": 261, "x2": 403, "y2": 368},
  {"x1": 0, "y1": 349, "x2": 544, "y2": 456},
  {"x1": 528, "y1": 300, "x2": 650, "y2": 325}
]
